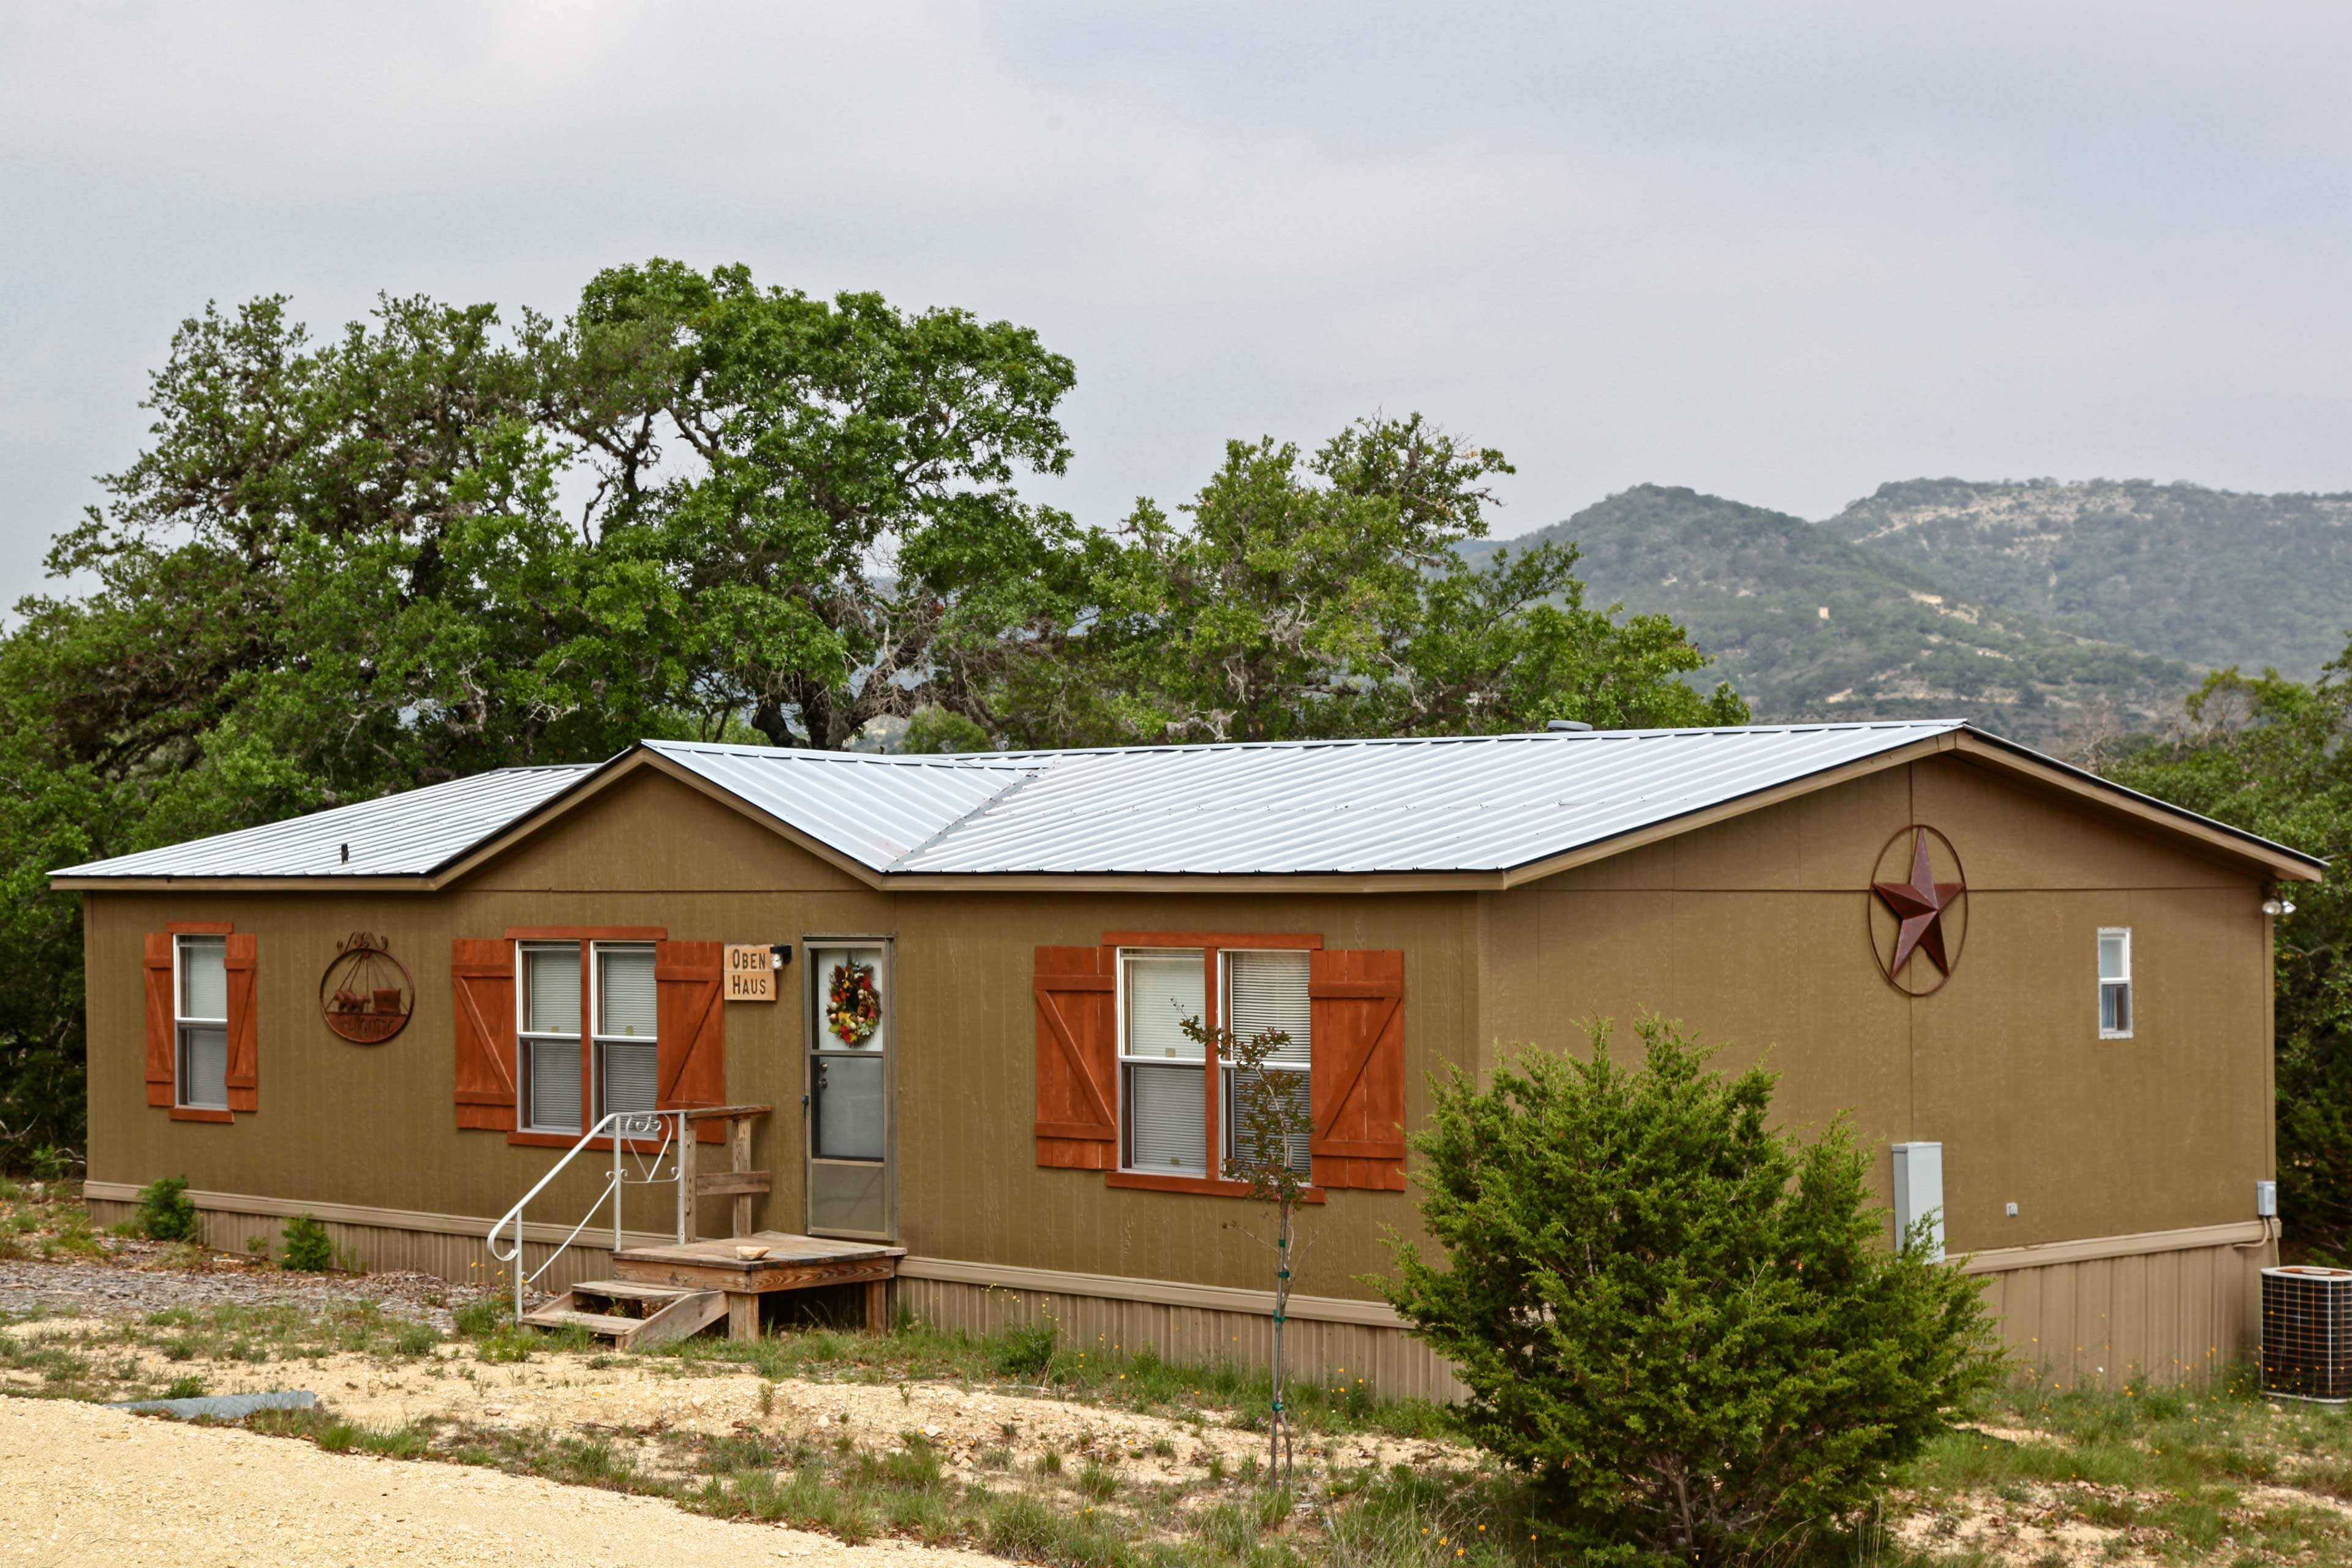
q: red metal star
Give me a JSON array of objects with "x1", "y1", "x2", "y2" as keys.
[{"x1": 1873, "y1": 828, "x2": 1965, "y2": 979}]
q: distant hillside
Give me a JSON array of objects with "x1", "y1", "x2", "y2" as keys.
[
  {"x1": 1825, "y1": 479, "x2": 2352, "y2": 680},
  {"x1": 1463, "y1": 485, "x2": 2194, "y2": 747}
]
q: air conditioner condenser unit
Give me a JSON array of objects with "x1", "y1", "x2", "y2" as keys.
[{"x1": 2262, "y1": 1266, "x2": 2352, "y2": 1403}]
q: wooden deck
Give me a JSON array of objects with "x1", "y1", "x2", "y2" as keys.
[{"x1": 609, "y1": 1231, "x2": 905, "y2": 1339}]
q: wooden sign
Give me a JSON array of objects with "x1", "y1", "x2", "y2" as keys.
[{"x1": 724, "y1": 944, "x2": 777, "y2": 1002}]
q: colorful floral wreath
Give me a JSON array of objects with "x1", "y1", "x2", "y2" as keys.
[{"x1": 826, "y1": 960, "x2": 881, "y2": 1046}]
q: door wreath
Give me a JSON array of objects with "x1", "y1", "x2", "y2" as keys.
[{"x1": 825, "y1": 959, "x2": 881, "y2": 1046}]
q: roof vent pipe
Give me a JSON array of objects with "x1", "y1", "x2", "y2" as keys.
[{"x1": 1546, "y1": 720, "x2": 1594, "y2": 733}]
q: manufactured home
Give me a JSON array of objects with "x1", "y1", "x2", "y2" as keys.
[{"x1": 53, "y1": 721, "x2": 2322, "y2": 1392}]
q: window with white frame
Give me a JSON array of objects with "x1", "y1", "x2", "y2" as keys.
[
  {"x1": 1120, "y1": 948, "x2": 1207, "y2": 1174},
  {"x1": 594, "y1": 943, "x2": 659, "y2": 1124},
  {"x1": 1223, "y1": 949, "x2": 1312, "y2": 1174},
  {"x1": 2098, "y1": 927, "x2": 2133, "y2": 1038},
  {"x1": 518, "y1": 943, "x2": 583, "y2": 1133},
  {"x1": 175, "y1": 935, "x2": 229, "y2": 1110}
]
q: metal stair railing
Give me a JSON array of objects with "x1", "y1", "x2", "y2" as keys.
[{"x1": 485, "y1": 1110, "x2": 686, "y2": 1324}]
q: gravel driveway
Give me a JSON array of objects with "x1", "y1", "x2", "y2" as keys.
[{"x1": 0, "y1": 1395, "x2": 1006, "y2": 1567}]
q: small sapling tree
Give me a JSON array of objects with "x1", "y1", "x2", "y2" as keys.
[
  {"x1": 1379, "y1": 1015, "x2": 2000, "y2": 1566},
  {"x1": 1183, "y1": 1012, "x2": 1316, "y2": 1483}
]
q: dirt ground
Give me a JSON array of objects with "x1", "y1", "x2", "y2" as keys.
[
  {"x1": 0, "y1": 1317, "x2": 1458, "y2": 1483},
  {"x1": 0, "y1": 1395, "x2": 1008, "y2": 1567}
]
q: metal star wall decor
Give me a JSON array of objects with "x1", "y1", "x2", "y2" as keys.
[{"x1": 1869, "y1": 826, "x2": 1968, "y2": 995}]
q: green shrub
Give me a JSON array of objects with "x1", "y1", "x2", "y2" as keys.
[
  {"x1": 992, "y1": 1319, "x2": 1058, "y2": 1379},
  {"x1": 452, "y1": 1297, "x2": 507, "y2": 1338},
  {"x1": 279, "y1": 1215, "x2": 331, "y2": 1272},
  {"x1": 161, "y1": 1374, "x2": 205, "y2": 1400},
  {"x1": 28, "y1": 1147, "x2": 73, "y2": 1182},
  {"x1": 1381, "y1": 1015, "x2": 2002, "y2": 1566},
  {"x1": 134, "y1": 1177, "x2": 198, "y2": 1242}
]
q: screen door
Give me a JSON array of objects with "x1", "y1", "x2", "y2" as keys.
[{"x1": 806, "y1": 941, "x2": 893, "y2": 1239}]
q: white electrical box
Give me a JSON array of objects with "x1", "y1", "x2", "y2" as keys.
[
  {"x1": 1892, "y1": 1142, "x2": 1946, "y2": 1263},
  {"x1": 2258, "y1": 1180, "x2": 2278, "y2": 1218}
]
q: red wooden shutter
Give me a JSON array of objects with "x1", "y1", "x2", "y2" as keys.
[
  {"x1": 656, "y1": 940, "x2": 726, "y2": 1144},
  {"x1": 223, "y1": 933, "x2": 259, "y2": 1113},
  {"x1": 1308, "y1": 949, "x2": 1407, "y2": 1191},
  {"x1": 143, "y1": 933, "x2": 175, "y2": 1108},
  {"x1": 1035, "y1": 945, "x2": 1118, "y2": 1169},
  {"x1": 452, "y1": 938, "x2": 518, "y2": 1131}
]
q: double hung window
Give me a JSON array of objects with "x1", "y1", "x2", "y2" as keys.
[
  {"x1": 1120, "y1": 949, "x2": 1207, "y2": 1174},
  {"x1": 2098, "y1": 928, "x2": 2133, "y2": 1038},
  {"x1": 1222, "y1": 949, "x2": 1312, "y2": 1175},
  {"x1": 519, "y1": 943, "x2": 584, "y2": 1133},
  {"x1": 1114, "y1": 943, "x2": 1316, "y2": 1180},
  {"x1": 175, "y1": 935, "x2": 229, "y2": 1110},
  {"x1": 518, "y1": 941, "x2": 663, "y2": 1134},
  {"x1": 594, "y1": 944, "x2": 659, "y2": 1125}
]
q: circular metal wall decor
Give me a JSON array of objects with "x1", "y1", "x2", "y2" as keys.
[
  {"x1": 1868, "y1": 826, "x2": 1968, "y2": 997},
  {"x1": 320, "y1": 933, "x2": 413, "y2": 1043}
]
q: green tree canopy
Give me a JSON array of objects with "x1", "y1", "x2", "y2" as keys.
[{"x1": 982, "y1": 414, "x2": 1747, "y2": 748}]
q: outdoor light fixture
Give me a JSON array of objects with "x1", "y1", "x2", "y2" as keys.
[{"x1": 2264, "y1": 897, "x2": 2297, "y2": 917}]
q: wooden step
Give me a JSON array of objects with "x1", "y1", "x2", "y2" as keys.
[
  {"x1": 520, "y1": 1307, "x2": 644, "y2": 1338},
  {"x1": 568, "y1": 1279, "x2": 699, "y2": 1309},
  {"x1": 521, "y1": 1287, "x2": 728, "y2": 1349}
]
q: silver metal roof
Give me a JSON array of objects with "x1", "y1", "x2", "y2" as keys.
[
  {"x1": 51, "y1": 765, "x2": 597, "y2": 880},
  {"x1": 635, "y1": 720, "x2": 1967, "y2": 875},
  {"x1": 884, "y1": 722, "x2": 1961, "y2": 874},
  {"x1": 52, "y1": 719, "x2": 2323, "y2": 884}
]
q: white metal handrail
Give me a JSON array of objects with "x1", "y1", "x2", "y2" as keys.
[{"x1": 486, "y1": 1110, "x2": 687, "y2": 1324}]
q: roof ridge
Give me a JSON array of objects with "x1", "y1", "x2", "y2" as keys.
[{"x1": 643, "y1": 737, "x2": 1029, "y2": 772}]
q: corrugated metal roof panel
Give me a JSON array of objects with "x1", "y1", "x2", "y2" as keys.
[
  {"x1": 641, "y1": 741, "x2": 1031, "y2": 870},
  {"x1": 891, "y1": 722, "x2": 1962, "y2": 873},
  {"x1": 51, "y1": 764, "x2": 600, "y2": 880}
]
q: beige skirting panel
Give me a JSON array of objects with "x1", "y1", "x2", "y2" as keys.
[
  {"x1": 894, "y1": 1274, "x2": 1467, "y2": 1404},
  {"x1": 1967, "y1": 1232, "x2": 2274, "y2": 1390}
]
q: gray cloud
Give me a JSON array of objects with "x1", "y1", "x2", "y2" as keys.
[{"x1": 4, "y1": 1, "x2": 2348, "y2": 606}]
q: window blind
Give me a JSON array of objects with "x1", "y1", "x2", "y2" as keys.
[
  {"x1": 528, "y1": 1038, "x2": 582, "y2": 1131},
  {"x1": 1225, "y1": 950, "x2": 1310, "y2": 1066},
  {"x1": 602, "y1": 1040, "x2": 658, "y2": 1118},
  {"x1": 179, "y1": 938, "x2": 227, "y2": 1023},
  {"x1": 524, "y1": 946, "x2": 581, "y2": 1036},
  {"x1": 1128, "y1": 1062, "x2": 1207, "y2": 1172},
  {"x1": 598, "y1": 947, "x2": 657, "y2": 1038},
  {"x1": 1229, "y1": 1066, "x2": 1312, "y2": 1174},
  {"x1": 181, "y1": 1025, "x2": 228, "y2": 1109},
  {"x1": 1124, "y1": 952, "x2": 1204, "y2": 1060}
]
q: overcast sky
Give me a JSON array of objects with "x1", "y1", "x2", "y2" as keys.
[{"x1": 3, "y1": 1, "x2": 2348, "y2": 606}]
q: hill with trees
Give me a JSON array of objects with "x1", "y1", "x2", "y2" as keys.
[
  {"x1": 1463, "y1": 484, "x2": 2193, "y2": 747},
  {"x1": 1825, "y1": 478, "x2": 2352, "y2": 680}
]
